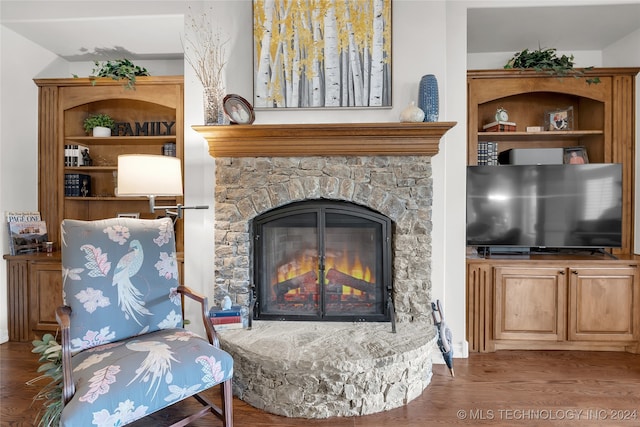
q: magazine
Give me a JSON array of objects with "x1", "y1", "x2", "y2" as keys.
[
  {"x1": 5, "y1": 211, "x2": 41, "y2": 222},
  {"x1": 7, "y1": 221, "x2": 48, "y2": 255},
  {"x1": 5, "y1": 211, "x2": 46, "y2": 255}
]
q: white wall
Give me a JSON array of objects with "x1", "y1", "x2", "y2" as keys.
[{"x1": 0, "y1": 26, "x2": 62, "y2": 343}]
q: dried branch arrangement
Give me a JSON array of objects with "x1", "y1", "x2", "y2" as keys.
[{"x1": 183, "y1": 7, "x2": 229, "y2": 92}]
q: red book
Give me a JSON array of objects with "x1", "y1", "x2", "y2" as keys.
[
  {"x1": 482, "y1": 121, "x2": 516, "y2": 132},
  {"x1": 210, "y1": 316, "x2": 242, "y2": 325}
]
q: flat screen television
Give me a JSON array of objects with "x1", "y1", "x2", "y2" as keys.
[{"x1": 466, "y1": 163, "x2": 622, "y2": 250}]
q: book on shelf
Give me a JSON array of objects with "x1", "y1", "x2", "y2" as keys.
[
  {"x1": 477, "y1": 141, "x2": 499, "y2": 165},
  {"x1": 7, "y1": 220, "x2": 48, "y2": 255},
  {"x1": 482, "y1": 121, "x2": 516, "y2": 132},
  {"x1": 163, "y1": 142, "x2": 177, "y2": 156},
  {"x1": 64, "y1": 173, "x2": 91, "y2": 197},
  {"x1": 64, "y1": 144, "x2": 90, "y2": 166}
]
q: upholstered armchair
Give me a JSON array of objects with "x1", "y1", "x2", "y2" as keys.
[{"x1": 56, "y1": 217, "x2": 233, "y2": 426}]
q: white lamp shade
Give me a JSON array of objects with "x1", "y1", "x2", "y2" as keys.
[{"x1": 117, "y1": 154, "x2": 183, "y2": 196}]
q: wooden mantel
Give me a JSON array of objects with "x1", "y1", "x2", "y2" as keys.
[{"x1": 192, "y1": 122, "x2": 456, "y2": 157}]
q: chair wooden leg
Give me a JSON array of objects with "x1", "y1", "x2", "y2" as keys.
[{"x1": 221, "y1": 379, "x2": 234, "y2": 427}]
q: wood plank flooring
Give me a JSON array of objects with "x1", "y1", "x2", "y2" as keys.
[{"x1": 2, "y1": 341, "x2": 640, "y2": 426}]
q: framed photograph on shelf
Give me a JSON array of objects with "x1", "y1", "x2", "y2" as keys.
[
  {"x1": 252, "y1": 0, "x2": 392, "y2": 109},
  {"x1": 563, "y1": 146, "x2": 588, "y2": 164},
  {"x1": 117, "y1": 213, "x2": 140, "y2": 219},
  {"x1": 545, "y1": 107, "x2": 573, "y2": 131},
  {"x1": 223, "y1": 94, "x2": 255, "y2": 125}
]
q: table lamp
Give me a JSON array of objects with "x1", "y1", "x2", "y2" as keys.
[{"x1": 117, "y1": 154, "x2": 208, "y2": 219}]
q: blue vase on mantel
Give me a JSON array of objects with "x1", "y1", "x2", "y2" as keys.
[{"x1": 418, "y1": 74, "x2": 439, "y2": 122}]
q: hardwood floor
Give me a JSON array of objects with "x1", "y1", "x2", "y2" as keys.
[{"x1": 2, "y1": 341, "x2": 640, "y2": 426}]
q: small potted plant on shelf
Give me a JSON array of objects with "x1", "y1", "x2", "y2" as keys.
[{"x1": 83, "y1": 113, "x2": 115, "y2": 137}]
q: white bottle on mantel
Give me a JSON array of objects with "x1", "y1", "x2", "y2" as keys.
[{"x1": 399, "y1": 101, "x2": 425, "y2": 122}]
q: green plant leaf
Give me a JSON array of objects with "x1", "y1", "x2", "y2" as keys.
[
  {"x1": 504, "y1": 47, "x2": 599, "y2": 84},
  {"x1": 90, "y1": 59, "x2": 150, "y2": 90},
  {"x1": 43, "y1": 344, "x2": 61, "y2": 356},
  {"x1": 29, "y1": 334, "x2": 63, "y2": 427},
  {"x1": 32, "y1": 344, "x2": 47, "y2": 354}
]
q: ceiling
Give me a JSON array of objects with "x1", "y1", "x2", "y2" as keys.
[
  {"x1": 1, "y1": 2, "x2": 639, "y2": 61},
  {"x1": 467, "y1": 3, "x2": 640, "y2": 54},
  {"x1": 0, "y1": 1, "x2": 187, "y2": 61}
]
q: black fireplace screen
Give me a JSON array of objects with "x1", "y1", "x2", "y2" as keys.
[{"x1": 252, "y1": 201, "x2": 392, "y2": 322}]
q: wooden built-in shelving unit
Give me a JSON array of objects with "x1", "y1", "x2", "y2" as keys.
[{"x1": 466, "y1": 68, "x2": 640, "y2": 353}]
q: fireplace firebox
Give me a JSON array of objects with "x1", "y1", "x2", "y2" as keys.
[{"x1": 252, "y1": 201, "x2": 393, "y2": 323}]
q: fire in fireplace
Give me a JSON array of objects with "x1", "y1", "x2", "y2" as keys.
[{"x1": 252, "y1": 200, "x2": 393, "y2": 322}]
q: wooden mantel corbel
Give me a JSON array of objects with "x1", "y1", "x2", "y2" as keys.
[{"x1": 192, "y1": 122, "x2": 456, "y2": 157}]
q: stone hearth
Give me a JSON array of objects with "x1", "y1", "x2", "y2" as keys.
[
  {"x1": 193, "y1": 122, "x2": 455, "y2": 418},
  {"x1": 218, "y1": 321, "x2": 436, "y2": 418}
]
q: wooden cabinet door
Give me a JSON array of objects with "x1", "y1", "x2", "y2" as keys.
[
  {"x1": 29, "y1": 261, "x2": 63, "y2": 335},
  {"x1": 568, "y1": 267, "x2": 638, "y2": 342},
  {"x1": 494, "y1": 267, "x2": 566, "y2": 341}
]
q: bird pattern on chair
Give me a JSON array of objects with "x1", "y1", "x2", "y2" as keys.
[{"x1": 59, "y1": 217, "x2": 233, "y2": 427}]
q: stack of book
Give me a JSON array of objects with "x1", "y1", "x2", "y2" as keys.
[
  {"x1": 64, "y1": 173, "x2": 91, "y2": 197},
  {"x1": 477, "y1": 141, "x2": 499, "y2": 165},
  {"x1": 209, "y1": 305, "x2": 244, "y2": 331},
  {"x1": 163, "y1": 142, "x2": 177, "y2": 156},
  {"x1": 482, "y1": 121, "x2": 516, "y2": 132}
]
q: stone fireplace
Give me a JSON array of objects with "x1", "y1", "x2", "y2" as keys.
[{"x1": 194, "y1": 122, "x2": 455, "y2": 418}]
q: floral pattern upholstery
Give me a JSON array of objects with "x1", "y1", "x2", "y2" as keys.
[{"x1": 59, "y1": 218, "x2": 233, "y2": 427}]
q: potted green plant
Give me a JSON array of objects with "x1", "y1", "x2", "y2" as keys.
[
  {"x1": 27, "y1": 333, "x2": 63, "y2": 427},
  {"x1": 89, "y1": 59, "x2": 150, "y2": 90},
  {"x1": 504, "y1": 47, "x2": 600, "y2": 85},
  {"x1": 83, "y1": 113, "x2": 115, "y2": 137}
]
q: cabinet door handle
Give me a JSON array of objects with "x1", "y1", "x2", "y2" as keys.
[
  {"x1": 559, "y1": 270, "x2": 565, "y2": 275},
  {"x1": 571, "y1": 270, "x2": 579, "y2": 275}
]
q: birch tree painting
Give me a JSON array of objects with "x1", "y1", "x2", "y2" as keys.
[{"x1": 253, "y1": 0, "x2": 392, "y2": 108}]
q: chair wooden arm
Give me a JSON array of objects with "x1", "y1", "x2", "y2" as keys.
[
  {"x1": 177, "y1": 285, "x2": 220, "y2": 348},
  {"x1": 55, "y1": 305, "x2": 75, "y2": 404}
]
